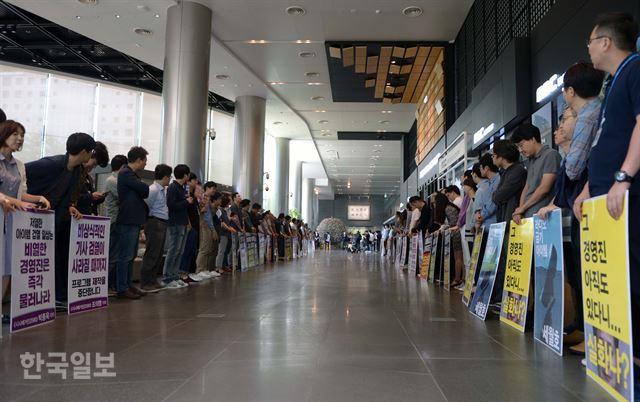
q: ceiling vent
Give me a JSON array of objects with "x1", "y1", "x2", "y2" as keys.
[
  {"x1": 298, "y1": 51, "x2": 316, "y2": 58},
  {"x1": 285, "y1": 6, "x2": 306, "y2": 16},
  {"x1": 77, "y1": 0, "x2": 98, "y2": 4},
  {"x1": 133, "y1": 28, "x2": 153, "y2": 36},
  {"x1": 402, "y1": 6, "x2": 423, "y2": 17}
]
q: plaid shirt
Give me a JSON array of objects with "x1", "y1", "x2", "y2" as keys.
[{"x1": 565, "y1": 98, "x2": 601, "y2": 180}]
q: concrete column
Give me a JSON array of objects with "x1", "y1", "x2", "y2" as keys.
[
  {"x1": 274, "y1": 138, "x2": 290, "y2": 214},
  {"x1": 161, "y1": 1, "x2": 211, "y2": 178},
  {"x1": 292, "y1": 161, "x2": 303, "y2": 214},
  {"x1": 302, "y1": 178, "x2": 315, "y2": 224},
  {"x1": 232, "y1": 95, "x2": 266, "y2": 202}
]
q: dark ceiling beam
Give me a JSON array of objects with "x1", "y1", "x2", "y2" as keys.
[
  {"x1": 1, "y1": 1, "x2": 119, "y2": 82},
  {"x1": 0, "y1": 32, "x2": 58, "y2": 70}
]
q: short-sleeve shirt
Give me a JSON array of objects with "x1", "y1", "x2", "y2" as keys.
[
  {"x1": 589, "y1": 54, "x2": 640, "y2": 197},
  {"x1": 522, "y1": 145, "x2": 562, "y2": 217},
  {"x1": 0, "y1": 153, "x2": 21, "y2": 198}
]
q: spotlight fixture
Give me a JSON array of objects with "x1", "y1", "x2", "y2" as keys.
[
  {"x1": 215, "y1": 74, "x2": 230, "y2": 80},
  {"x1": 311, "y1": 96, "x2": 325, "y2": 101},
  {"x1": 305, "y1": 72, "x2": 320, "y2": 78},
  {"x1": 298, "y1": 51, "x2": 316, "y2": 58}
]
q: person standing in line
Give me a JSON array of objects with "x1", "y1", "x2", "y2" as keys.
[
  {"x1": 26, "y1": 132, "x2": 96, "y2": 308},
  {"x1": 140, "y1": 164, "x2": 172, "y2": 292},
  {"x1": 0, "y1": 120, "x2": 50, "y2": 319},
  {"x1": 104, "y1": 154, "x2": 128, "y2": 295},
  {"x1": 575, "y1": 12, "x2": 640, "y2": 363},
  {"x1": 180, "y1": 173, "x2": 201, "y2": 283},
  {"x1": 474, "y1": 154, "x2": 501, "y2": 229},
  {"x1": 490, "y1": 139, "x2": 527, "y2": 303},
  {"x1": 195, "y1": 184, "x2": 221, "y2": 279},
  {"x1": 114, "y1": 146, "x2": 149, "y2": 300},
  {"x1": 445, "y1": 185, "x2": 464, "y2": 209},
  {"x1": 537, "y1": 62, "x2": 604, "y2": 354},
  {"x1": 76, "y1": 141, "x2": 109, "y2": 216},
  {"x1": 216, "y1": 195, "x2": 235, "y2": 274},
  {"x1": 511, "y1": 123, "x2": 562, "y2": 223},
  {"x1": 229, "y1": 192, "x2": 244, "y2": 269},
  {"x1": 163, "y1": 164, "x2": 192, "y2": 289}
]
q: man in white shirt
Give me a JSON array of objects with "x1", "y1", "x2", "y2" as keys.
[
  {"x1": 445, "y1": 185, "x2": 463, "y2": 208},
  {"x1": 140, "y1": 164, "x2": 172, "y2": 291}
]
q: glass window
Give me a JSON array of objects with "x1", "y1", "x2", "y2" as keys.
[
  {"x1": 45, "y1": 76, "x2": 96, "y2": 156},
  {"x1": 96, "y1": 84, "x2": 140, "y2": 159},
  {"x1": 207, "y1": 109, "x2": 234, "y2": 186},
  {"x1": 0, "y1": 65, "x2": 48, "y2": 162},
  {"x1": 139, "y1": 92, "x2": 163, "y2": 169}
]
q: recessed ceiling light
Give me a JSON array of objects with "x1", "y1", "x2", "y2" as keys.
[
  {"x1": 402, "y1": 6, "x2": 423, "y2": 17},
  {"x1": 296, "y1": 40, "x2": 312, "y2": 44},
  {"x1": 75, "y1": 15, "x2": 81, "y2": 19},
  {"x1": 154, "y1": 13, "x2": 160, "y2": 18},
  {"x1": 379, "y1": 120, "x2": 390, "y2": 124},
  {"x1": 381, "y1": 110, "x2": 393, "y2": 114},
  {"x1": 286, "y1": 5, "x2": 306, "y2": 16},
  {"x1": 322, "y1": 133, "x2": 330, "y2": 137},
  {"x1": 423, "y1": 95, "x2": 429, "y2": 104},
  {"x1": 134, "y1": 43, "x2": 141, "y2": 47},
  {"x1": 318, "y1": 120, "x2": 329, "y2": 124},
  {"x1": 305, "y1": 72, "x2": 320, "y2": 78},
  {"x1": 134, "y1": 28, "x2": 153, "y2": 36},
  {"x1": 115, "y1": 14, "x2": 121, "y2": 18},
  {"x1": 307, "y1": 82, "x2": 323, "y2": 86},
  {"x1": 273, "y1": 121, "x2": 284, "y2": 125},
  {"x1": 311, "y1": 96, "x2": 325, "y2": 101},
  {"x1": 299, "y1": 51, "x2": 316, "y2": 58},
  {"x1": 315, "y1": 110, "x2": 326, "y2": 113},
  {"x1": 391, "y1": 60, "x2": 397, "y2": 64},
  {"x1": 215, "y1": 74, "x2": 230, "y2": 80},
  {"x1": 77, "y1": 0, "x2": 98, "y2": 4}
]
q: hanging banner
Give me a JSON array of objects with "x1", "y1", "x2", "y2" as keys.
[
  {"x1": 67, "y1": 216, "x2": 110, "y2": 315},
  {"x1": 500, "y1": 218, "x2": 534, "y2": 332},
  {"x1": 417, "y1": 233, "x2": 423, "y2": 276},
  {"x1": 400, "y1": 236, "x2": 407, "y2": 267},
  {"x1": 10, "y1": 209, "x2": 56, "y2": 333},
  {"x1": 239, "y1": 233, "x2": 248, "y2": 269},
  {"x1": 420, "y1": 234, "x2": 433, "y2": 280},
  {"x1": 395, "y1": 237, "x2": 402, "y2": 267},
  {"x1": 408, "y1": 234, "x2": 418, "y2": 274},
  {"x1": 267, "y1": 235, "x2": 275, "y2": 263},
  {"x1": 469, "y1": 222, "x2": 507, "y2": 320},
  {"x1": 443, "y1": 230, "x2": 452, "y2": 291},
  {"x1": 258, "y1": 234, "x2": 266, "y2": 265},
  {"x1": 463, "y1": 228, "x2": 485, "y2": 306},
  {"x1": 533, "y1": 210, "x2": 565, "y2": 355},
  {"x1": 428, "y1": 234, "x2": 438, "y2": 283},
  {"x1": 581, "y1": 194, "x2": 633, "y2": 402}
]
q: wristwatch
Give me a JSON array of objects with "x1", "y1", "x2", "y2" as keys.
[{"x1": 614, "y1": 170, "x2": 634, "y2": 184}]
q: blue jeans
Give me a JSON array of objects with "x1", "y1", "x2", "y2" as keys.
[
  {"x1": 163, "y1": 225, "x2": 187, "y2": 283},
  {"x1": 179, "y1": 227, "x2": 199, "y2": 274},
  {"x1": 115, "y1": 224, "x2": 140, "y2": 293}
]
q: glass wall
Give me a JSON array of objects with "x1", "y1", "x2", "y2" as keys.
[{"x1": 0, "y1": 63, "x2": 234, "y2": 187}]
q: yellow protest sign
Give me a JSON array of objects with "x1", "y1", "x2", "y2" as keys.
[
  {"x1": 581, "y1": 194, "x2": 633, "y2": 402},
  {"x1": 499, "y1": 218, "x2": 534, "y2": 332}
]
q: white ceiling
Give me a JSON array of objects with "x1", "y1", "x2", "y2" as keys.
[{"x1": 8, "y1": 0, "x2": 473, "y2": 196}]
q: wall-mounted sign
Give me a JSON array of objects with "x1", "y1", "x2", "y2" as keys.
[
  {"x1": 438, "y1": 137, "x2": 467, "y2": 173},
  {"x1": 348, "y1": 205, "x2": 370, "y2": 221},
  {"x1": 536, "y1": 73, "x2": 564, "y2": 104}
]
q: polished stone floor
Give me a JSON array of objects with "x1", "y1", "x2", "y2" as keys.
[{"x1": 1, "y1": 250, "x2": 611, "y2": 402}]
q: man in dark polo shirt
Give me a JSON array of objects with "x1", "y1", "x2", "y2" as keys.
[{"x1": 575, "y1": 12, "x2": 640, "y2": 361}]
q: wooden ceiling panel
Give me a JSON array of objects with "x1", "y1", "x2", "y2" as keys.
[
  {"x1": 365, "y1": 78, "x2": 376, "y2": 88},
  {"x1": 355, "y1": 45, "x2": 367, "y2": 73},
  {"x1": 366, "y1": 56, "x2": 378, "y2": 74},
  {"x1": 329, "y1": 46, "x2": 342, "y2": 58},
  {"x1": 400, "y1": 64, "x2": 412, "y2": 74},
  {"x1": 405, "y1": 47, "x2": 418, "y2": 59},
  {"x1": 343, "y1": 46, "x2": 354, "y2": 67}
]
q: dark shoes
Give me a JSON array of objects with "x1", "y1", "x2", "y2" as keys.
[{"x1": 117, "y1": 289, "x2": 141, "y2": 300}]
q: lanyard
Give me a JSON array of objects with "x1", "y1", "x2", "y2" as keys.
[{"x1": 600, "y1": 53, "x2": 640, "y2": 123}]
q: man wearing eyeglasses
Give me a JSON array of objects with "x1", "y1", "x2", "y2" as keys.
[{"x1": 574, "y1": 12, "x2": 640, "y2": 364}]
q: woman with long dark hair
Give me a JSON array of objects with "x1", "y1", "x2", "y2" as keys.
[{"x1": 432, "y1": 192, "x2": 465, "y2": 287}]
